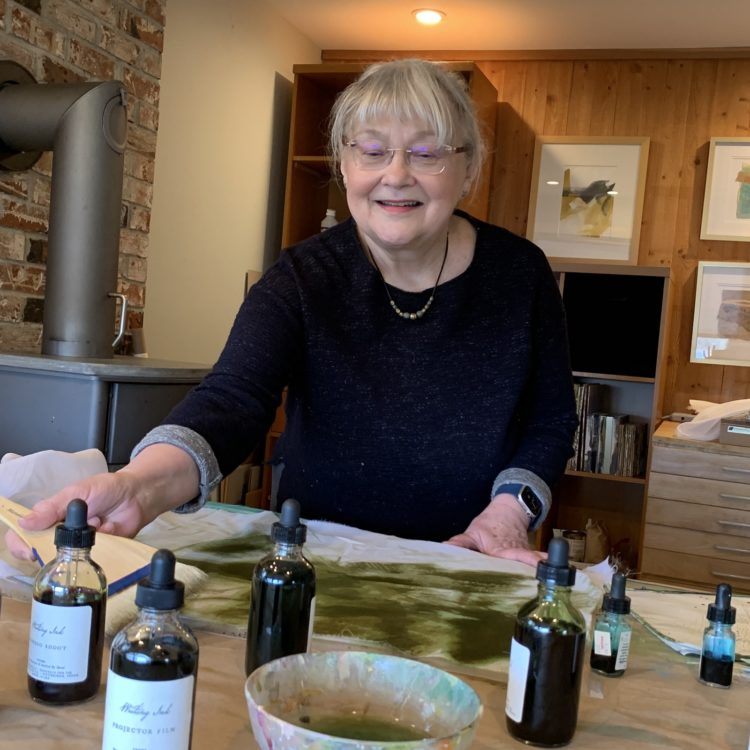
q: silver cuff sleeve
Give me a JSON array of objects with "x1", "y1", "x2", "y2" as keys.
[{"x1": 130, "y1": 425, "x2": 223, "y2": 513}]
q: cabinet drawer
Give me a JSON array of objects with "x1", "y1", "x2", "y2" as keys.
[
  {"x1": 650, "y1": 445, "x2": 750, "y2": 484},
  {"x1": 640, "y1": 547, "x2": 750, "y2": 592},
  {"x1": 643, "y1": 523, "x2": 750, "y2": 562},
  {"x1": 648, "y1": 472, "x2": 750, "y2": 511},
  {"x1": 645, "y1": 497, "x2": 750, "y2": 537}
]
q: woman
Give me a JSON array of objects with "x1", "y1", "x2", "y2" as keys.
[{"x1": 10, "y1": 59, "x2": 577, "y2": 567}]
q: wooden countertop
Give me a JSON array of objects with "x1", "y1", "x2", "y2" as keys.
[
  {"x1": 653, "y1": 419, "x2": 750, "y2": 457},
  {"x1": 1, "y1": 589, "x2": 748, "y2": 748}
]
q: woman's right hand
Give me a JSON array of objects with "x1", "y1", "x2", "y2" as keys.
[
  {"x1": 5, "y1": 443, "x2": 201, "y2": 561},
  {"x1": 5, "y1": 470, "x2": 153, "y2": 561}
]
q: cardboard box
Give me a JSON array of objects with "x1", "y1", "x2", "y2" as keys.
[{"x1": 719, "y1": 412, "x2": 750, "y2": 446}]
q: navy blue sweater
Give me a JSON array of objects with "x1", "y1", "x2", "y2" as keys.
[{"x1": 165, "y1": 212, "x2": 577, "y2": 541}]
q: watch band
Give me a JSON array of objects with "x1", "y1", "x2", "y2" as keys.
[{"x1": 496, "y1": 482, "x2": 541, "y2": 522}]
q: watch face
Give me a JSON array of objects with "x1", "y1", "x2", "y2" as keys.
[{"x1": 520, "y1": 485, "x2": 543, "y2": 518}]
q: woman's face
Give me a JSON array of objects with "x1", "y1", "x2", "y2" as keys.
[{"x1": 340, "y1": 118, "x2": 471, "y2": 255}]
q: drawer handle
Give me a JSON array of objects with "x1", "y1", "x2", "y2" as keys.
[
  {"x1": 711, "y1": 570, "x2": 750, "y2": 581},
  {"x1": 721, "y1": 466, "x2": 750, "y2": 475},
  {"x1": 719, "y1": 492, "x2": 750, "y2": 502},
  {"x1": 716, "y1": 520, "x2": 750, "y2": 529},
  {"x1": 714, "y1": 544, "x2": 750, "y2": 555}
]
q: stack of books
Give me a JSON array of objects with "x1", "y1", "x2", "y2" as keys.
[
  {"x1": 567, "y1": 382, "x2": 606, "y2": 472},
  {"x1": 582, "y1": 413, "x2": 647, "y2": 477},
  {"x1": 567, "y1": 383, "x2": 648, "y2": 478}
]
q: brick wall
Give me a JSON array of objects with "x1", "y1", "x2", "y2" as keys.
[{"x1": 0, "y1": 0, "x2": 167, "y2": 353}]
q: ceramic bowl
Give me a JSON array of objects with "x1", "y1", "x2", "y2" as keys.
[{"x1": 244, "y1": 650, "x2": 482, "y2": 750}]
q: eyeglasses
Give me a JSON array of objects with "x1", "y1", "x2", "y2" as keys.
[{"x1": 345, "y1": 140, "x2": 468, "y2": 175}]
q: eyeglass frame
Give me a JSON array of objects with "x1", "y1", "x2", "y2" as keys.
[{"x1": 344, "y1": 140, "x2": 469, "y2": 175}]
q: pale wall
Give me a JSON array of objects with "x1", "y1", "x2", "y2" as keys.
[{"x1": 145, "y1": 0, "x2": 320, "y2": 363}]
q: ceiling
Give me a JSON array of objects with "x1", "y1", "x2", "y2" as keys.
[{"x1": 262, "y1": 0, "x2": 750, "y2": 52}]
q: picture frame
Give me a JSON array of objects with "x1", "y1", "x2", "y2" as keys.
[
  {"x1": 690, "y1": 261, "x2": 750, "y2": 366},
  {"x1": 700, "y1": 137, "x2": 750, "y2": 242},
  {"x1": 527, "y1": 136, "x2": 650, "y2": 264}
]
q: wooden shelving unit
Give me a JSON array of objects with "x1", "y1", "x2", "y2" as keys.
[{"x1": 539, "y1": 263, "x2": 671, "y2": 572}]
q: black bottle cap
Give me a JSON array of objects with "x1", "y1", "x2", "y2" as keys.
[
  {"x1": 271, "y1": 498, "x2": 307, "y2": 545},
  {"x1": 536, "y1": 537, "x2": 576, "y2": 586},
  {"x1": 135, "y1": 549, "x2": 185, "y2": 610},
  {"x1": 707, "y1": 583, "x2": 736, "y2": 625},
  {"x1": 54, "y1": 498, "x2": 96, "y2": 549},
  {"x1": 602, "y1": 572, "x2": 631, "y2": 614}
]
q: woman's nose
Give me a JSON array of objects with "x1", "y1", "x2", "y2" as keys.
[{"x1": 380, "y1": 150, "x2": 415, "y2": 185}]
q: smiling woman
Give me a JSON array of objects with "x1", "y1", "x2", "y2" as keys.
[{"x1": 9, "y1": 59, "x2": 577, "y2": 579}]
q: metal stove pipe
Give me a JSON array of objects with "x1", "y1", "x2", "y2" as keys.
[{"x1": 0, "y1": 61, "x2": 127, "y2": 358}]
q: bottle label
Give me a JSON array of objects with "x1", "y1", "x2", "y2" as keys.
[
  {"x1": 593, "y1": 629, "x2": 612, "y2": 657},
  {"x1": 27, "y1": 599, "x2": 92, "y2": 683},
  {"x1": 101, "y1": 670, "x2": 195, "y2": 750},
  {"x1": 505, "y1": 637, "x2": 530, "y2": 722},
  {"x1": 307, "y1": 596, "x2": 317, "y2": 650},
  {"x1": 615, "y1": 630, "x2": 631, "y2": 670}
]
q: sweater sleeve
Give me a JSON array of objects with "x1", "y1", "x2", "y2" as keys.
[{"x1": 159, "y1": 253, "x2": 305, "y2": 478}]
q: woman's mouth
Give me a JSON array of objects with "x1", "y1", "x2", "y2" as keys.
[{"x1": 376, "y1": 199, "x2": 422, "y2": 209}]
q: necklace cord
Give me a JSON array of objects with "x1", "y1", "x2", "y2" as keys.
[{"x1": 366, "y1": 233, "x2": 449, "y2": 320}]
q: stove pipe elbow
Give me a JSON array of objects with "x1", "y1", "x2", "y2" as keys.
[{"x1": 0, "y1": 61, "x2": 128, "y2": 358}]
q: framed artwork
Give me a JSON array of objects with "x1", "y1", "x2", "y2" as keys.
[
  {"x1": 700, "y1": 137, "x2": 750, "y2": 241},
  {"x1": 690, "y1": 261, "x2": 750, "y2": 366},
  {"x1": 527, "y1": 136, "x2": 650, "y2": 264}
]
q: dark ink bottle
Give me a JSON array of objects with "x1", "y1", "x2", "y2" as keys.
[
  {"x1": 699, "y1": 582, "x2": 735, "y2": 689},
  {"x1": 102, "y1": 549, "x2": 199, "y2": 750},
  {"x1": 245, "y1": 498, "x2": 316, "y2": 676},
  {"x1": 505, "y1": 537, "x2": 586, "y2": 747},
  {"x1": 590, "y1": 572, "x2": 631, "y2": 677},
  {"x1": 27, "y1": 498, "x2": 107, "y2": 704}
]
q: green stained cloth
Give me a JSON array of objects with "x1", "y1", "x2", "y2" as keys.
[{"x1": 136, "y1": 504, "x2": 602, "y2": 678}]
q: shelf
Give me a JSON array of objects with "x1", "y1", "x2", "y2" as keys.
[
  {"x1": 573, "y1": 371, "x2": 656, "y2": 384},
  {"x1": 564, "y1": 469, "x2": 646, "y2": 485}
]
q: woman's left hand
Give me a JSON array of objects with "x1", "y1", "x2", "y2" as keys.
[{"x1": 445, "y1": 493, "x2": 544, "y2": 567}]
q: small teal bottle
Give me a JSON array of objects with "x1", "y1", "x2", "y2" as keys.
[
  {"x1": 699, "y1": 583, "x2": 735, "y2": 688},
  {"x1": 590, "y1": 572, "x2": 631, "y2": 676}
]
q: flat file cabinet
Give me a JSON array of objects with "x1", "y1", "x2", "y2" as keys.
[{"x1": 641, "y1": 421, "x2": 750, "y2": 592}]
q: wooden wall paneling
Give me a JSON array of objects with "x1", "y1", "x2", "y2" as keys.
[
  {"x1": 541, "y1": 62, "x2": 574, "y2": 134},
  {"x1": 587, "y1": 61, "x2": 620, "y2": 134},
  {"x1": 639, "y1": 61, "x2": 693, "y2": 267},
  {"x1": 520, "y1": 61, "x2": 554, "y2": 134},
  {"x1": 487, "y1": 63, "x2": 535, "y2": 234},
  {"x1": 565, "y1": 62, "x2": 597, "y2": 133},
  {"x1": 612, "y1": 61, "x2": 646, "y2": 136},
  {"x1": 565, "y1": 61, "x2": 617, "y2": 134},
  {"x1": 665, "y1": 63, "x2": 716, "y2": 412}
]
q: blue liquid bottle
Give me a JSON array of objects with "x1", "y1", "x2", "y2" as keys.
[{"x1": 699, "y1": 583, "x2": 735, "y2": 688}]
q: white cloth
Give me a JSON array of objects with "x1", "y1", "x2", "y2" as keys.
[
  {"x1": 676, "y1": 398, "x2": 750, "y2": 441},
  {"x1": 0, "y1": 448, "x2": 108, "y2": 508}
]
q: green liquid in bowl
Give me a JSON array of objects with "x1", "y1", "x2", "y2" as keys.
[{"x1": 296, "y1": 714, "x2": 429, "y2": 742}]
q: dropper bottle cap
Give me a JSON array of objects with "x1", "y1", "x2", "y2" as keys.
[
  {"x1": 602, "y1": 572, "x2": 631, "y2": 614},
  {"x1": 54, "y1": 498, "x2": 96, "y2": 549},
  {"x1": 271, "y1": 498, "x2": 307, "y2": 545},
  {"x1": 707, "y1": 583, "x2": 736, "y2": 625},
  {"x1": 536, "y1": 537, "x2": 576, "y2": 586},
  {"x1": 135, "y1": 549, "x2": 184, "y2": 610}
]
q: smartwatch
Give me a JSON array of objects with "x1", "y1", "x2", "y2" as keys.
[{"x1": 496, "y1": 482, "x2": 543, "y2": 525}]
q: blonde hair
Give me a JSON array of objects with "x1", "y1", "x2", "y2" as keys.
[{"x1": 329, "y1": 59, "x2": 486, "y2": 192}]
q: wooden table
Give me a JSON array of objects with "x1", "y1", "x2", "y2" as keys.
[{"x1": 1, "y1": 593, "x2": 748, "y2": 749}]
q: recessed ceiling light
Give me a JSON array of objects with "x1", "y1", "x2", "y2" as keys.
[{"x1": 413, "y1": 9, "x2": 446, "y2": 26}]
